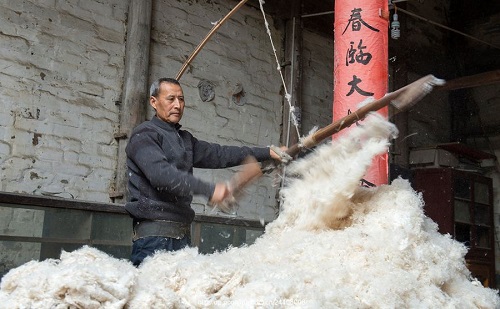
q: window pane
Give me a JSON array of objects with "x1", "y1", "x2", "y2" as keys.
[
  {"x1": 476, "y1": 227, "x2": 490, "y2": 248},
  {"x1": 0, "y1": 241, "x2": 41, "y2": 277},
  {"x1": 0, "y1": 206, "x2": 44, "y2": 237},
  {"x1": 454, "y1": 200, "x2": 471, "y2": 223},
  {"x1": 91, "y1": 212, "x2": 132, "y2": 244},
  {"x1": 474, "y1": 204, "x2": 491, "y2": 226},
  {"x1": 42, "y1": 208, "x2": 91, "y2": 239},
  {"x1": 454, "y1": 177, "x2": 471, "y2": 200},
  {"x1": 199, "y1": 223, "x2": 238, "y2": 254},
  {"x1": 474, "y1": 182, "x2": 490, "y2": 204},
  {"x1": 455, "y1": 223, "x2": 471, "y2": 246}
]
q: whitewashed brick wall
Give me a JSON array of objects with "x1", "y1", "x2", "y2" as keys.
[
  {"x1": 147, "y1": 1, "x2": 286, "y2": 221},
  {"x1": 0, "y1": 0, "x2": 128, "y2": 201},
  {"x1": 0, "y1": 0, "x2": 338, "y2": 223},
  {"x1": 0, "y1": 1, "x2": 320, "y2": 223}
]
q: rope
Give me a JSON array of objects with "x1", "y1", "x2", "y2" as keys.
[
  {"x1": 258, "y1": 0, "x2": 301, "y2": 139},
  {"x1": 258, "y1": 1, "x2": 302, "y2": 212}
]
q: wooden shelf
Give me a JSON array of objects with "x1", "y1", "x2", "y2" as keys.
[{"x1": 412, "y1": 167, "x2": 495, "y2": 287}]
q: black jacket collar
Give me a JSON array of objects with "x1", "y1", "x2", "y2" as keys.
[{"x1": 151, "y1": 116, "x2": 182, "y2": 131}]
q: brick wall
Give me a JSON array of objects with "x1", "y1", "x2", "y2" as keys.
[
  {"x1": 0, "y1": 1, "x2": 301, "y2": 222},
  {"x1": 0, "y1": 0, "x2": 128, "y2": 201},
  {"x1": 145, "y1": 1, "x2": 288, "y2": 221}
]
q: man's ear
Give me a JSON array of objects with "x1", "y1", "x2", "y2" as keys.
[{"x1": 149, "y1": 96, "x2": 157, "y2": 110}]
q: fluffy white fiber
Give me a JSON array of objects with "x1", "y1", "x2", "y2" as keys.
[
  {"x1": 1, "y1": 114, "x2": 499, "y2": 308},
  {"x1": 0, "y1": 246, "x2": 136, "y2": 308}
]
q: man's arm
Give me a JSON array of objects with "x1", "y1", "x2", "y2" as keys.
[
  {"x1": 126, "y1": 132, "x2": 215, "y2": 199},
  {"x1": 191, "y1": 138, "x2": 271, "y2": 169}
]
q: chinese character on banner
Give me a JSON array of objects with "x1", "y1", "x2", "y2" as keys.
[
  {"x1": 342, "y1": 8, "x2": 380, "y2": 34},
  {"x1": 334, "y1": 1, "x2": 389, "y2": 185},
  {"x1": 346, "y1": 39, "x2": 373, "y2": 66}
]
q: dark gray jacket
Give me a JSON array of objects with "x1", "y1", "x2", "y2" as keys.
[{"x1": 125, "y1": 116, "x2": 271, "y2": 223}]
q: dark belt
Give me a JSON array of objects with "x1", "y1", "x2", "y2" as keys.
[{"x1": 133, "y1": 220, "x2": 191, "y2": 241}]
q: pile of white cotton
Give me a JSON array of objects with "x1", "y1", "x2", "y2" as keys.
[
  {"x1": 0, "y1": 246, "x2": 136, "y2": 308},
  {"x1": 1, "y1": 114, "x2": 499, "y2": 308}
]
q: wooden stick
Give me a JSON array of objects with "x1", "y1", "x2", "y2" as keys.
[
  {"x1": 176, "y1": 0, "x2": 249, "y2": 80},
  {"x1": 227, "y1": 70, "x2": 500, "y2": 199},
  {"x1": 228, "y1": 74, "x2": 444, "y2": 197},
  {"x1": 289, "y1": 74, "x2": 444, "y2": 157}
]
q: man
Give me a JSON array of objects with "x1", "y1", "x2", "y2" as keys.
[{"x1": 125, "y1": 77, "x2": 286, "y2": 266}]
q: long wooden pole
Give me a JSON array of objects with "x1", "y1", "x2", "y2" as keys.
[
  {"x1": 176, "y1": 0, "x2": 249, "y2": 80},
  {"x1": 290, "y1": 74, "x2": 443, "y2": 156},
  {"x1": 281, "y1": 70, "x2": 495, "y2": 164},
  {"x1": 227, "y1": 74, "x2": 444, "y2": 199}
]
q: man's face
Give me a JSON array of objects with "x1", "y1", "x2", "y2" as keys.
[{"x1": 150, "y1": 82, "x2": 185, "y2": 124}]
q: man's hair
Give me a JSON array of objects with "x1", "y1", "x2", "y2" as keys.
[{"x1": 150, "y1": 78, "x2": 180, "y2": 97}]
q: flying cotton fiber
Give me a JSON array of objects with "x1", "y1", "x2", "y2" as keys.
[{"x1": 1, "y1": 114, "x2": 499, "y2": 308}]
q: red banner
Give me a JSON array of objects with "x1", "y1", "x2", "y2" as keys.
[{"x1": 333, "y1": 0, "x2": 389, "y2": 186}]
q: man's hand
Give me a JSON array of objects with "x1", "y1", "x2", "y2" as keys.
[
  {"x1": 209, "y1": 183, "x2": 236, "y2": 213},
  {"x1": 270, "y1": 145, "x2": 291, "y2": 163},
  {"x1": 210, "y1": 183, "x2": 231, "y2": 204}
]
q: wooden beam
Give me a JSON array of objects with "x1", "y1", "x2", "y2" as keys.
[
  {"x1": 114, "y1": 0, "x2": 153, "y2": 203},
  {"x1": 440, "y1": 70, "x2": 500, "y2": 91},
  {"x1": 0, "y1": 191, "x2": 128, "y2": 214}
]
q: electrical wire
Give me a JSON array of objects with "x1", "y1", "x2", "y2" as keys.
[{"x1": 397, "y1": 7, "x2": 500, "y2": 50}]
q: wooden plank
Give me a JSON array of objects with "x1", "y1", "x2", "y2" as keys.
[
  {"x1": 0, "y1": 235, "x2": 129, "y2": 246},
  {"x1": 0, "y1": 191, "x2": 128, "y2": 214},
  {"x1": 0, "y1": 191, "x2": 266, "y2": 228}
]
